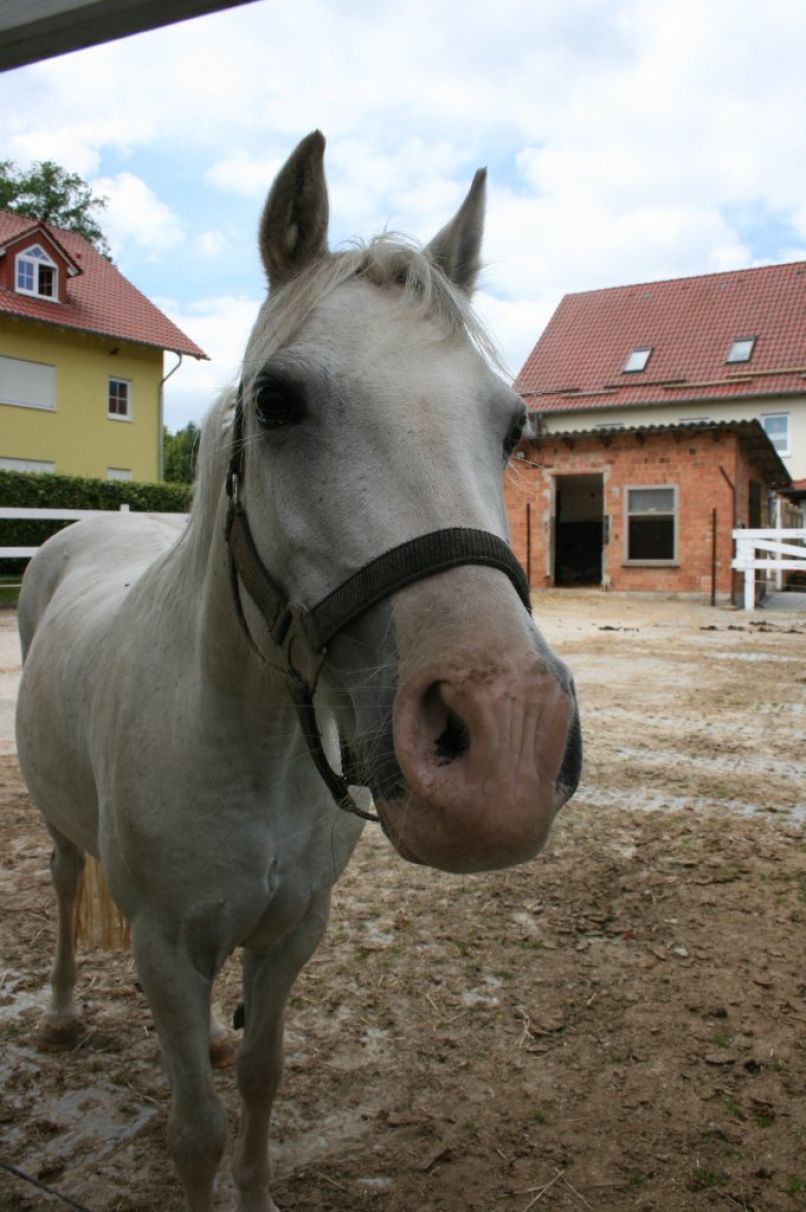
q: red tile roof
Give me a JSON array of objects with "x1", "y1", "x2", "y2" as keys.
[
  {"x1": 0, "y1": 210, "x2": 207, "y2": 359},
  {"x1": 516, "y1": 261, "x2": 806, "y2": 415}
]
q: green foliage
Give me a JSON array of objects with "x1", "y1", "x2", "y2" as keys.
[
  {"x1": 0, "y1": 159, "x2": 111, "y2": 257},
  {"x1": 0, "y1": 469, "x2": 192, "y2": 574},
  {"x1": 163, "y1": 422, "x2": 201, "y2": 484}
]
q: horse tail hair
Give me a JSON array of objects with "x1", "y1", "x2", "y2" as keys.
[{"x1": 75, "y1": 855, "x2": 130, "y2": 950}]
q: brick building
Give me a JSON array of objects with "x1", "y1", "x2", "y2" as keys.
[
  {"x1": 508, "y1": 260, "x2": 803, "y2": 596},
  {"x1": 505, "y1": 419, "x2": 788, "y2": 597}
]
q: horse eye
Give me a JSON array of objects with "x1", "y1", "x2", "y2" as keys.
[
  {"x1": 253, "y1": 377, "x2": 305, "y2": 429},
  {"x1": 503, "y1": 413, "x2": 526, "y2": 457}
]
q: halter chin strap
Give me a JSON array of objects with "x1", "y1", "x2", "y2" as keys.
[{"x1": 224, "y1": 389, "x2": 532, "y2": 822}]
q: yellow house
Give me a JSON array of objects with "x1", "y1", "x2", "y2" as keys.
[{"x1": 0, "y1": 211, "x2": 206, "y2": 481}]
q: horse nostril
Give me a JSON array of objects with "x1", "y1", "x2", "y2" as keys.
[
  {"x1": 434, "y1": 708, "x2": 470, "y2": 766},
  {"x1": 422, "y1": 682, "x2": 470, "y2": 767}
]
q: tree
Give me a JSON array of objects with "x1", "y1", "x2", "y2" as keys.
[
  {"x1": 0, "y1": 160, "x2": 111, "y2": 257},
  {"x1": 163, "y1": 423, "x2": 200, "y2": 484}
]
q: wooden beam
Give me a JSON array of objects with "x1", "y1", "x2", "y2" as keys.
[{"x1": 0, "y1": 0, "x2": 260, "y2": 72}]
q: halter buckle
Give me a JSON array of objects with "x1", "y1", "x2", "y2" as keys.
[{"x1": 276, "y1": 603, "x2": 326, "y2": 695}]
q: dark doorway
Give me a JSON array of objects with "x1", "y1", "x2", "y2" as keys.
[
  {"x1": 554, "y1": 474, "x2": 604, "y2": 585},
  {"x1": 748, "y1": 480, "x2": 763, "y2": 528}
]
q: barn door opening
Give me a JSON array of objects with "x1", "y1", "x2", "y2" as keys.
[{"x1": 554, "y1": 474, "x2": 604, "y2": 586}]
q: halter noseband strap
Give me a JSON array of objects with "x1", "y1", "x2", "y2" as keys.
[{"x1": 224, "y1": 389, "x2": 532, "y2": 822}]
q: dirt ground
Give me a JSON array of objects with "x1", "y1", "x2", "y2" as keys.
[{"x1": 1, "y1": 591, "x2": 804, "y2": 1212}]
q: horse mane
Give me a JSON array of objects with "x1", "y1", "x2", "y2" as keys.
[{"x1": 178, "y1": 235, "x2": 502, "y2": 584}]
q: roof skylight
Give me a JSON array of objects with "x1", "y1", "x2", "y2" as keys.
[
  {"x1": 726, "y1": 337, "x2": 755, "y2": 364},
  {"x1": 623, "y1": 347, "x2": 652, "y2": 373}
]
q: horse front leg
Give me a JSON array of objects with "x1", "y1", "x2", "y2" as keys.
[
  {"x1": 37, "y1": 827, "x2": 85, "y2": 1051},
  {"x1": 233, "y1": 892, "x2": 331, "y2": 1212},
  {"x1": 131, "y1": 920, "x2": 229, "y2": 1212}
]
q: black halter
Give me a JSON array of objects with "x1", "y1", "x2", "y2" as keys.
[{"x1": 224, "y1": 388, "x2": 532, "y2": 821}]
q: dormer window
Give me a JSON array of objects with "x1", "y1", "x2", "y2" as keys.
[
  {"x1": 623, "y1": 347, "x2": 653, "y2": 373},
  {"x1": 726, "y1": 337, "x2": 755, "y2": 364},
  {"x1": 15, "y1": 244, "x2": 59, "y2": 300}
]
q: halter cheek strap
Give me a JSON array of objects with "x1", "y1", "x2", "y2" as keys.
[{"x1": 224, "y1": 390, "x2": 531, "y2": 822}]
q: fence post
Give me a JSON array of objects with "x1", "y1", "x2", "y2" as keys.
[{"x1": 743, "y1": 566, "x2": 754, "y2": 611}]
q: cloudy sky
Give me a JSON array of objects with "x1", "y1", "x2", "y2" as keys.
[{"x1": 2, "y1": 0, "x2": 806, "y2": 431}]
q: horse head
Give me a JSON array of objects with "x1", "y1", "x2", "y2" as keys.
[{"x1": 231, "y1": 131, "x2": 581, "y2": 874}]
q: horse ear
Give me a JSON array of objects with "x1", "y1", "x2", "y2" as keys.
[
  {"x1": 426, "y1": 168, "x2": 487, "y2": 295},
  {"x1": 259, "y1": 130, "x2": 330, "y2": 289}
]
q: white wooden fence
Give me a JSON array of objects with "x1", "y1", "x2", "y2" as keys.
[
  {"x1": 0, "y1": 506, "x2": 188, "y2": 559},
  {"x1": 732, "y1": 528, "x2": 806, "y2": 610}
]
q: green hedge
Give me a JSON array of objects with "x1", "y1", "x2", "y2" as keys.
[{"x1": 0, "y1": 470, "x2": 193, "y2": 576}]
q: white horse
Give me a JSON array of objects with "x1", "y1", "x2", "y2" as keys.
[{"x1": 15, "y1": 132, "x2": 581, "y2": 1212}]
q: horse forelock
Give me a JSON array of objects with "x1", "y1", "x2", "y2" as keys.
[
  {"x1": 180, "y1": 235, "x2": 503, "y2": 581},
  {"x1": 240, "y1": 235, "x2": 502, "y2": 390}
]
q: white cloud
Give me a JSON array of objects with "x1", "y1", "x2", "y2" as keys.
[
  {"x1": 157, "y1": 295, "x2": 262, "y2": 430},
  {"x1": 91, "y1": 173, "x2": 184, "y2": 258},
  {"x1": 2, "y1": 0, "x2": 806, "y2": 390},
  {"x1": 195, "y1": 230, "x2": 230, "y2": 258},
  {"x1": 205, "y1": 152, "x2": 285, "y2": 200}
]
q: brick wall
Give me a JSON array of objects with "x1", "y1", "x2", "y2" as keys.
[{"x1": 505, "y1": 427, "x2": 764, "y2": 596}]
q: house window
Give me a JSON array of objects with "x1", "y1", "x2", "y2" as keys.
[
  {"x1": 108, "y1": 378, "x2": 132, "y2": 419},
  {"x1": 726, "y1": 337, "x2": 755, "y2": 363},
  {"x1": 0, "y1": 456, "x2": 55, "y2": 474},
  {"x1": 15, "y1": 244, "x2": 59, "y2": 300},
  {"x1": 0, "y1": 354, "x2": 56, "y2": 410},
  {"x1": 625, "y1": 486, "x2": 677, "y2": 563},
  {"x1": 623, "y1": 347, "x2": 653, "y2": 373},
  {"x1": 106, "y1": 467, "x2": 132, "y2": 481},
  {"x1": 761, "y1": 413, "x2": 789, "y2": 456}
]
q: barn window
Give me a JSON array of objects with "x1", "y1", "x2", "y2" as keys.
[
  {"x1": 726, "y1": 337, "x2": 755, "y2": 363},
  {"x1": 15, "y1": 244, "x2": 59, "y2": 300},
  {"x1": 625, "y1": 486, "x2": 677, "y2": 563},
  {"x1": 623, "y1": 347, "x2": 653, "y2": 373},
  {"x1": 108, "y1": 378, "x2": 132, "y2": 420}
]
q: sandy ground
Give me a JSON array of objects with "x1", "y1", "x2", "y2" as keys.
[{"x1": 0, "y1": 592, "x2": 804, "y2": 1212}]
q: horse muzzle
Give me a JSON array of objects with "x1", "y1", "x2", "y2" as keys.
[{"x1": 374, "y1": 650, "x2": 581, "y2": 874}]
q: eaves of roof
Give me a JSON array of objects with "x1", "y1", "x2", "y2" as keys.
[
  {"x1": 526, "y1": 418, "x2": 791, "y2": 488},
  {"x1": 527, "y1": 379, "x2": 806, "y2": 414}
]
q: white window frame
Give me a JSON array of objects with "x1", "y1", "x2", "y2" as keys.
[
  {"x1": 0, "y1": 354, "x2": 57, "y2": 411},
  {"x1": 624, "y1": 484, "x2": 678, "y2": 565},
  {"x1": 106, "y1": 467, "x2": 133, "y2": 481},
  {"x1": 0, "y1": 456, "x2": 55, "y2": 474},
  {"x1": 108, "y1": 377, "x2": 133, "y2": 421},
  {"x1": 760, "y1": 412, "x2": 790, "y2": 457},
  {"x1": 623, "y1": 347, "x2": 653, "y2": 373},
  {"x1": 726, "y1": 337, "x2": 755, "y2": 364},
  {"x1": 15, "y1": 243, "x2": 59, "y2": 301}
]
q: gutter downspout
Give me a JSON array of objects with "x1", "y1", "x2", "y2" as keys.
[
  {"x1": 158, "y1": 352, "x2": 183, "y2": 481},
  {"x1": 719, "y1": 465, "x2": 737, "y2": 607}
]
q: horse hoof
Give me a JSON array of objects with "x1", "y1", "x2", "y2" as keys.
[
  {"x1": 36, "y1": 1018, "x2": 83, "y2": 1052},
  {"x1": 209, "y1": 1033, "x2": 238, "y2": 1069}
]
